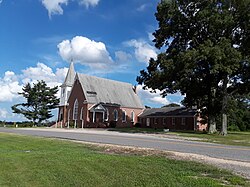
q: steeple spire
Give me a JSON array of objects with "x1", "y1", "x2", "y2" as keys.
[{"x1": 62, "y1": 61, "x2": 75, "y2": 87}]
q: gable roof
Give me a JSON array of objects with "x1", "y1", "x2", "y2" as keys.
[
  {"x1": 139, "y1": 107, "x2": 197, "y2": 117},
  {"x1": 76, "y1": 73, "x2": 144, "y2": 109},
  {"x1": 61, "y1": 62, "x2": 75, "y2": 87}
]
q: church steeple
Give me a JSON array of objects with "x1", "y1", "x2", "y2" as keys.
[
  {"x1": 62, "y1": 61, "x2": 75, "y2": 87},
  {"x1": 59, "y1": 62, "x2": 76, "y2": 106}
]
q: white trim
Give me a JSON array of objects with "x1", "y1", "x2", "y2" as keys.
[
  {"x1": 93, "y1": 111, "x2": 96, "y2": 123},
  {"x1": 102, "y1": 111, "x2": 105, "y2": 122},
  {"x1": 67, "y1": 109, "x2": 71, "y2": 128},
  {"x1": 104, "y1": 109, "x2": 109, "y2": 121},
  {"x1": 80, "y1": 107, "x2": 83, "y2": 120}
]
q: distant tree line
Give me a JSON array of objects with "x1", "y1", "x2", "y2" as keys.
[{"x1": 0, "y1": 120, "x2": 55, "y2": 127}]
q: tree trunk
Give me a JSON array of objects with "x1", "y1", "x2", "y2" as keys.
[
  {"x1": 208, "y1": 115, "x2": 217, "y2": 134},
  {"x1": 220, "y1": 113, "x2": 227, "y2": 136},
  {"x1": 220, "y1": 76, "x2": 228, "y2": 136}
]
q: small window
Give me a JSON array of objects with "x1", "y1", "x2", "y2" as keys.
[
  {"x1": 182, "y1": 118, "x2": 186, "y2": 125},
  {"x1": 122, "y1": 110, "x2": 126, "y2": 122},
  {"x1": 163, "y1": 118, "x2": 166, "y2": 125},
  {"x1": 73, "y1": 99, "x2": 78, "y2": 120},
  {"x1": 114, "y1": 110, "x2": 118, "y2": 121},
  {"x1": 131, "y1": 111, "x2": 135, "y2": 123},
  {"x1": 146, "y1": 118, "x2": 150, "y2": 126},
  {"x1": 104, "y1": 109, "x2": 109, "y2": 121},
  {"x1": 172, "y1": 117, "x2": 175, "y2": 125}
]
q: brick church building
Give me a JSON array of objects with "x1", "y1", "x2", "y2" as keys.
[
  {"x1": 58, "y1": 62, "x2": 144, "y2": 128},
  {"x1": 57, "y1": 63, "x2": 207, "y2": 131}
]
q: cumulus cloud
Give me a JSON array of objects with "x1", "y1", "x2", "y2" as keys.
[
  {"x1": 41, "y1": 0, "x2": 68, "y2": 18},
  {"x1": 115, "y1": 51, "x2": 132, "y2": 63},
  {"x1": 0, "y1": 63, "x2": 68, "y2": 102},
  {"x1": 0, "y1": 71, "x2": 22, "y2": 102},
  {"x1": 0, "y1": 108, "x2": 8, "y2": 118},
  {"x1": 79, "y1": 0, "x2": 100, "y2": 8},
  {"x1": 42, "y1": 0, "x2": 100, "y2": 18},
  {"x1": 126, "y1": 39, "x2": 157, "y2": 63},
  {"x1": 58, "y1": 36, "x2": 113, "y2": 69},
  {"x1": 137, "y1": 85, "x2": 170, "y2": 106}
]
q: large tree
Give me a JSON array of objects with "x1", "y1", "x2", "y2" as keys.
[
  {"x1": 137, "y1": 0, "x2": 250, "y2": 135},
  {"x1": 12, "y1": 80, "x2": 59, "y2": 125},
  {"x1": 227, "y1": 94, "x2": 250, "y2": 131}
]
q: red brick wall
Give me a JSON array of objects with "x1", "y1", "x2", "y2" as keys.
[
  {"x1": 66, "y1": 79, "x2": 87, "y2": 128},
  {"x1": 64, "y1": 78, "x2": 144, "y2": 128},
  {"x1": 139, "y1": 116, "x2": 196, "y2": 130}
]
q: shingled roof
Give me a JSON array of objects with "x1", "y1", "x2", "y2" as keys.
[
  {"x1": 76, "y1": 73, "x2": 144, "y2": 109},
  {"x1": 139, "y1": 107, "x2": 197, "y2": 117}
]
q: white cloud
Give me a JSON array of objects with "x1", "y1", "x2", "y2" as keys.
[
  {"x1": 41, "y1": 0, "x2": 100, "y2": 18},
  {"x1": 126, "y1": 39, "x2": 157, "y2": 63},
  {"x1": 137, "y1": 85, "x2": 170, "y2": 106},
  {"x1": 58, "y1": 36, "x2": 113, "y2": 69},
  {"x1": 0, "y1": 71, "x2": 22, "y2": 102},
  {"x1": 41, "y1": 0, "x2": 68, "y2": 18},
  {"x1": 0, "y1": 108, "x2": 8, "y2": 118},
  {"x1": 115, "y1": 51, "x2": 132, "y2": 63},
  {"x1": 78, "y1": 0, "x2": 100, "y2": 8},
  {"x1": 137, "y1": 3, "x2": 151, "y2": 12},
  {"x1": 148, "y1": 32, "x2": 154, "y2": 41},
  {"x1": 0, "y1": 63, "x2": 68, "y2": 102}
]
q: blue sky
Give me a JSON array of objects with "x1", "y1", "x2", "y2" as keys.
[{"x1": 0, "y1": 0, "x2": 183, "y2": 121}]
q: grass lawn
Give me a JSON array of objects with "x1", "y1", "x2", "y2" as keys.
[
  {"x1": 109, "y1": 128, "x2": 250, "y2": 147},
  {"x1": 0, "y1": 133, "x2": 249, "y2": 187},
  {"x1": 168, "y1": 131, "x2": 250, "y2": 147}
]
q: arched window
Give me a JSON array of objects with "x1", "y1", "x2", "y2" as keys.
[
  {"x1": 131, "y1": 111, "x2": 135, "y2": 123},
  {"x1": 104, "y1": 109, "x2": 109, "y2": 121},
  {"x1": 114, "y1": 109, "x2": 118, "y2": 121},
  {"x1": 80, "y1": 107, "x2": 84, "y2": 120},
  {"x1": 122, "y1": 110, "x2": 126, "y2": 122},
  {"x1": 73, "y1": 99, "x2": 78, "y2": 120}
]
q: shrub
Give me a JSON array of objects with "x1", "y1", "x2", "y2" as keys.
[
  {"x1": 110, "y1": 121, "x2": 117, "y2": 128},
  {"x1": 134, "y1": 123, "x2": 141, "y2": 128}
]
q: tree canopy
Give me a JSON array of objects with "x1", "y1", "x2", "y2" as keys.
[
  {"x1": 137, "y1": 0, "x2": 250, "y2": 135},
  {"x1": 12, "y1": 80, "x2": 59, "y2": 125}
]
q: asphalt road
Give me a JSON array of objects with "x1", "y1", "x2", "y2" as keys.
[{"x1": 0, "y1": 127, "x2": 250, "y2": 162}]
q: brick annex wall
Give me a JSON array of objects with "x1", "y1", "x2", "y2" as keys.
[{"x1": 139, "y1": 117, "x2": 196, "y2": 130}]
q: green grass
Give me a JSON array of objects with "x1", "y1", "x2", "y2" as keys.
[
  {"x1": 109, "y1": 128, "x2": 250, "y2": 147},
  {"x1": 168, "y1": 131, "x2": 250, "y2": 147},
  {"x1": 0, "y1": 133, "x2": 249, "y2": 187}
]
